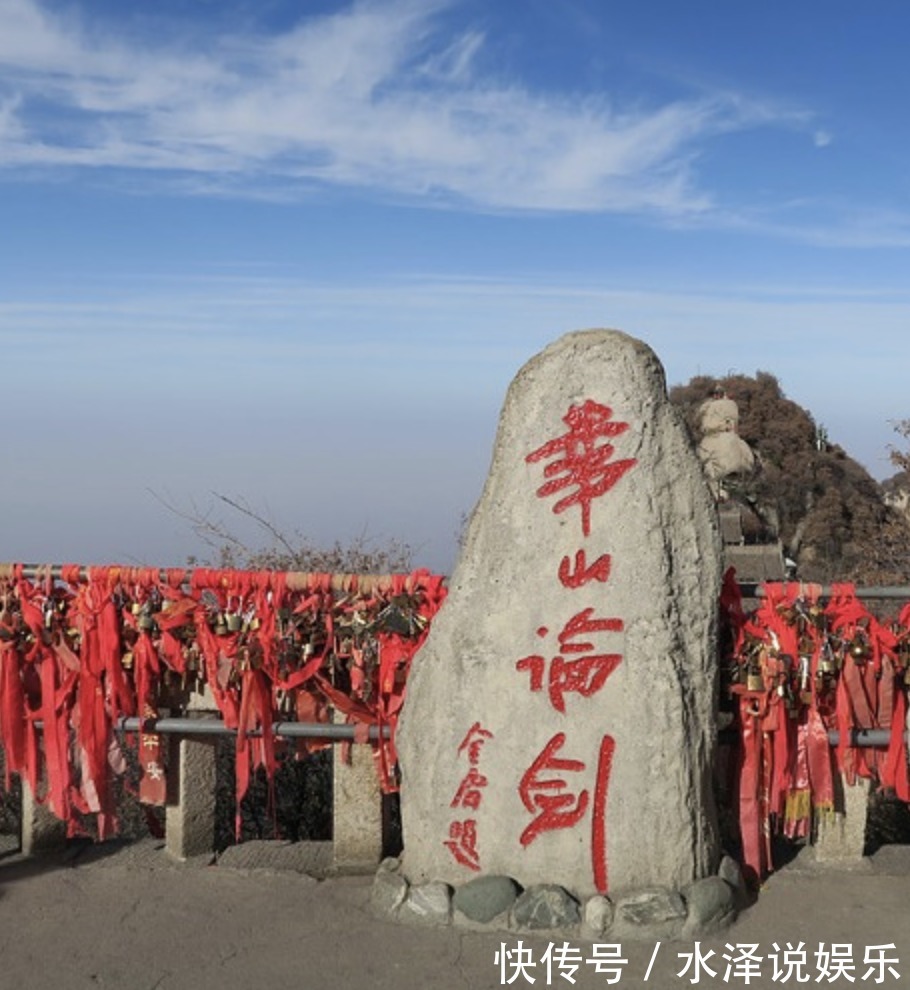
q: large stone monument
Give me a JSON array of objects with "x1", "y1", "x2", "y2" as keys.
[{"x1": 397, "y1": 330, "x2": 723, "y2": 902}]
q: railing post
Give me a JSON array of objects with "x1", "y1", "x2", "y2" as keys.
[
  {"x1": 813, "y1": 774, "x2": 870, "y2": 863},
  {"x1": 20, "y1": 779, "x2": 66, "y2": 855},
  {"x1": 164, "y1": 733, "x2": 217, "y2": 860},
  {"x1": 164, "y1": 690, "x2": 219, "y2": 860},
  {"x1": 332, "y1": 710, "x2": 383, "y2": 871}
]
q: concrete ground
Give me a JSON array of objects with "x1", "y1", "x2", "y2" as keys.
[{"x1": 0, "y1": 838, "x2": 908, "y2": 990}]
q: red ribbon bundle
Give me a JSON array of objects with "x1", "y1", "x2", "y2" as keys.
[
  {"x1": 0, "y1": 564, "x2": 446, "y2": 840},
  {"x1": 723, "y1": 574, "x2": 910, "y2": 885},
  {"x1": 4, "y1": 560, "x2": 906, "y2": 873}
]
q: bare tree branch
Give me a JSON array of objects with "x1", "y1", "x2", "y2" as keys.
[{"x1": 150, "y1": 489, "x2": 417, "y2": 574}]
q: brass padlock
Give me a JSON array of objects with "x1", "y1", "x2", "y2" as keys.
[
  {"x1": 226, "y1": 612, "x2": 242, "y2": 633},
  {"x1": 849, "y1": 633, "x2": 869, "y2": 663},
  {"x1": 746, "y1": 667, "x2": 764, "y2": 692}
]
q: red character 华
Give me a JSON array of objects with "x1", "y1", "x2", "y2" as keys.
[{"x1": 526, "y1": 400, "x2": 636, "y2": 537}]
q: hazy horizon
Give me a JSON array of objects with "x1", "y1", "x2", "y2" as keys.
[{"x1": 3, "y1": 0, "x2": 909, "y2": 574}]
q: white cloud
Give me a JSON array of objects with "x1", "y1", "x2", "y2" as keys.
[
  {"x1": 813, "y1": 129, "x2": 833, "y2": 148},
  {"x1": 0, "y1": 0, "x2": 811, "y2": 214},
  {"x1": 420, "y1": 29, "x2": 485, "y2": 82},
  {"x1": 0, "y1": 92, "x2": 23, "y2": 139},
  {"x1": 711, "y1": 201, "x2": 910, "y2": 249}
]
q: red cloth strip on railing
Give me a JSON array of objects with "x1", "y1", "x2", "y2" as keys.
[
  {"x1": 2, "y1": 561, "x2": 907, "y2": 875},
  {"x1": 722, "y1": 572, "x2": 910, "y2": 883},
  {"x1": 0, "y1": 564, "x2": 447, "y2": 840}
]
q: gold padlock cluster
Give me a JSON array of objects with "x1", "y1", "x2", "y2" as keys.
[{"x1": 723, "y1": 591, "x2": 910, "y2": 719}]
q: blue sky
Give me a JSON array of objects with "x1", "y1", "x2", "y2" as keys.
[{"x1": 2, "y1": 0, "x2": 909, "y2": 574}]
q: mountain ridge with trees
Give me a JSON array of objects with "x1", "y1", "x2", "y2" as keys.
[{"x1": 669, "y1": 372, "x2": 910, "y2": 586}]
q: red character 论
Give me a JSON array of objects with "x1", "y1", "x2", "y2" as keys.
[
  {"x1": 526, "y1": 400, "x2": 637, "y2": 537},
  {"x1": 557, "y1": 607, "x2": 623, "y2": 652},
  {"x1": 517, "y1": 610, "x2": 623, "y2": 712},
  {"x1": 516, "y1": 652, "x2": 622, "y2": 713},
  {"x1": 518, "y1": 732, "x2": 615, "y2": 894}
]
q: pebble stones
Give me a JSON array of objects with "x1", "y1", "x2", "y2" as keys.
[
  {"x1": 371, "y1": 857, "x2": 741, "y2": 940},
  {"x1": 399, "y1": 881, "x2": 454, "y2": 926},
  {"x1": 681, "y1": 876, "x2": 737, "y2": 938},
  {"x1": 511, "y1": 885, "x2": 580, "y2": 931},
  {"x1": 611, "y1": 887, "x2": 688, "y2": 941},
  {"x1": 452, "y1": 875, "x2": 522, "y2": 925},
  {"x1": 370, "y1": 859, "x2": 409, "y2": 916}
]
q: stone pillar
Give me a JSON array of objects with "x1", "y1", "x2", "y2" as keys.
[
  {"x1": 165, "y1": 733, "x2": 217, "y2": 860},
  {"x1": 813, "y1": 774, "x2": 870, "y2": 864},
  {"x1": 21, "y1": 780, "x2": 66, "y2": 855},
  {"x1": 332, "y1": 711, "x2": 383, "y2": 871},
  {"x1": 398, "y1": 329, "x2": 723, "y2": 899}
]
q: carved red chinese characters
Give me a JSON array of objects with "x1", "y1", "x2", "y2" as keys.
[
  {"x1": 396, "y1": 330, "x2": 723, "y2": 899},
  {"x1": 518, "y1": 398, "x2": 636, "y2": 894},
  {"x1": 515, "y1": 610, "x2": 623, "y2": 713},
  {"x1": 526, "y1": 400, "x2": 637, "y2": 537},
  {"x1": 444, "y1": 721, "x2": 494, "y2": 872},
  {"x1": 518, "y1": 732, "x2": 589, "y2": 844}
]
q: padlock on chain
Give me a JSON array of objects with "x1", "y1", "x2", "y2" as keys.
[
  {"x1": 849, "y1": 631, "x2": 870, "y2": 664},
  {"x1": 137, "y1": 607, "x2": 155, "y2": 633}
]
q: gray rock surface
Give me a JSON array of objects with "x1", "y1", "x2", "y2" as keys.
[
  {"x1": 370, "y1": 868, "x2": 409, "y2": 916},
  {"x1": 452, "y1": 875, "x2": 521, "y2": 924},
  {"x1": 582, "y1": 895, "x2": 615, "y2": 937},
  {"x1": 616, "y1": 887, "x2": 687, "y2": 926},
  {"x1": 613, "y1": 887, "x2": 687, "y2": 940},
  {"x1": 399, "y1": 330, "x2": 722, "y2": 898},
  {"x1": 717, "y1": 853, "x2": 749, "y2": 907},
  {"x1": 682, "y1": 876, "x2": 737, "y2": 937},
  {"x1": 511, "y1": 884, "x2": 580, "y2": 930},
  {"x1": 399, "y1": 881, "x2": 453, "y2": 925}
]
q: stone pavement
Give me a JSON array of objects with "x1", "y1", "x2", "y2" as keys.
[{"x1": 0, "y1": 837, "x2": 908, "y2": 990}]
